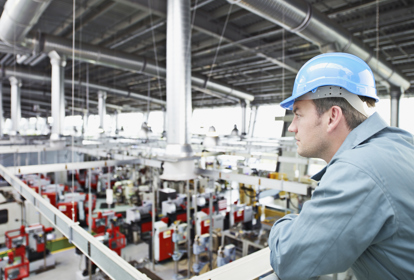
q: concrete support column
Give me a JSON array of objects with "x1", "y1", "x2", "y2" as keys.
[
  {"x1": 114, "y1": 110, "x2": 120, "y2": 134},
  {"x1": 241, "y1": 101, "x2": 248, "y2": 137},
  {"x1": 98, "y1": 91, "x2": 106, "y2": 132},
  {"x1": 9, "y1": 76, "x2": 21, "y2": 136},
  {"x1": 49, "y1": 51, "x2": 66, "y2": 140},
  {"x1": 390, "y1": 86, "x2": 401, "y2": 127},
  {"x1": 82, "y1": 110, "x2": 88, "y2": 135},
  {"x1": 162, "y1": 106, "x2": 166, "y2": 138},
  {"x1": 248, "y1": 105, "x2": 258, "y2": 138}
]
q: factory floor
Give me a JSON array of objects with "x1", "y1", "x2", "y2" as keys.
[
  {"x1": 25, "y1": 241, "x2": 355, "y2": 280},
  {"x1": 27, "y1": 242, "x2": 201, "y2": 280}
]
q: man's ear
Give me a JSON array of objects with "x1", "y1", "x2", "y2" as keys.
[{"x1": 327, "y1": 106, "x2": 343, "y2": 133}]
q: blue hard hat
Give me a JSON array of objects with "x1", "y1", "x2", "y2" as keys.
[{"x1": 280, "y1": 52, "x2": 379, "y2": 110}]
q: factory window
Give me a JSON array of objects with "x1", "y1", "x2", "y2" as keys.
[
  {"x1": 192, "y1": 106, "x2": 248, "y2": 135},
  {"x1": 254, "y1": 105, "x2": 285, "y2": 138},
  {"x1": 0, "y1": 209, "x2": 8, "y2": 224}
]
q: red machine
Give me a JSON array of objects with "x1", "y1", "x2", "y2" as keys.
[
  {"x1": 92, "y1": 219, "x2": 126, "y2": 256},
  {"x1": 57, "y1": 201, "x2": 78, "y2": 222},
  {"x1": 154, "y1": 221, "x2": 174, "y2": 262},
  {"x1": 3, "y1": 226, "x2": 30, "y2": 280},
  {"x1": 25, "y1": 224, "x2": 54, "y2": 262},
  {"x1": 233, "y1": 208, "x2": 244, "y2": 224},
  {"x1": 87, "y1": 211, "x2": 115, "y2": 234},
  {"x1": 107, "y1": 227, "x2": 126, "y2": 256}
]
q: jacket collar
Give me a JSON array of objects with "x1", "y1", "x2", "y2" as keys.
[{"x1": 311, "y1": 112, "x2": 388, "y2": 181}]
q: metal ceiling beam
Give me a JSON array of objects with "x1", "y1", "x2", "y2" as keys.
[
  {"x1": 52, "y1": 0, "x2": 104, "y2": 36},
  {"x1": 65, "y1": 0, "x2": 117, "y2": 38},
  {"x1": 229, "y1": 0, "x2": 411, "y2": 90},
  {"x1": 89, "y1": 10, "x2": 150, "y2": 45},
  {"x1": 117, "y1": 0, "x2": 298, "y2": 76}
]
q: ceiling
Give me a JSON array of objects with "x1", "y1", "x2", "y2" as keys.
[{"x1": 0, "y1": 0, "x2": 413, "y2": 118}]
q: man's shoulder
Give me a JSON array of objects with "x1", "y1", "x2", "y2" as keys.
[{"x1": 333, "y1": 128, "x2": 414, "y2": 175}]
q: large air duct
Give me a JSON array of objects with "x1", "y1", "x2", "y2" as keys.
[
  {"x1": 164, "y1": 0, "x2": 192, "y2": 158},
  {"x1": 161, "y1": 0, "x2": 196, "y2": 181},
  {"x1": 23, "y1": 33, "x2": 254, "y2": 102},
  {"x1": 228, "y1": 0, "x2": 410, "y2": 91},
  {"x1": 3, "y1": 67, "x2": 166, "y2": 106},
  {"x1": 0, "y1": 0, "x2": 51, "y2": 45},
  {"x1": 0, "y1": 0, "x2": 254, "y2": 103}
]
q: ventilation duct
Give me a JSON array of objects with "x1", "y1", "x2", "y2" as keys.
[
  {"x1": 228, "y1": 0, "x2": 410, "y2": 90},
  {"x1": 2, "y1": 67, "x2": 166, "y2": 106},
  {"x1": 0, "y1": 0, "x2": 51, "y2": 45},
  {"x1": 0, "y1": 0, "x2": 254, "y2": 103},
  {"x1": 23, "y1": 33, "x2": 255, "y2": 102}
]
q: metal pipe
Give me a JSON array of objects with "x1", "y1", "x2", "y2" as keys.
[
  {"x1": 22, "y1": 32, "x2": 254, "y2": 102},
  {"x1": 3, "y1": 67, "x2": 166, "y2": 106},
  {"x1": 98, "y1": 91, "x2": 107, "y2": 131},
  {"x1": 241, "y1": 101, "x2": 247, "y2": 136},
  {"x1": 186, "y1": 179, "x2": 191, "y2": 279},
  {"x1": 49, "y1": 51, "x2": 66, "y2": 140},
  {"x1": 0, "y1": 0, "x2": 52, "y2": 45},
  {"x1": 151, "y1": 172, "x2": 156, "y2": 270},
  {"x1": 165, "y1": 0, "x2": 193, "y2": 158},
  {"x1": 208, "y1": 191, "x2": 213, "y2": 270},
  {"x1": 9, "y1": 76, "x2": 21, "y2": 135},
  {"x1": 390, "y1": 86, "x2": 401, "y2": 127},
  {"x1": 248, "y1": 105, "x2": 258, "y2": 138},
  {"x1": 228, "y1": 0, "x2": 410, "y2": 90}
]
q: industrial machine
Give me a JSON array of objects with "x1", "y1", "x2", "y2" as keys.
[
  {"x1": 171, "y1": 222, "x2": 188, "y2": 280},
  {"x1": 106, "y1": 221, "x2": 126, "y2": 256},
  {"x1": 153, "y1": 221, "x2": 174, "y2": 262},
  {"x1": 217, "y1": 244, "x2": 236, "y2": 267},
  {"x1": 161, "y1": 194, "x2": 188, "y2": 225},
  {"x1": 1, "y1": 226, "x2": 29, "y2": 280},
  {"x1": 230, "y1": 204, "x2": 253, "y2": 229},
  {"x1": 25, "y1": 224, "x2": 54, "y2": 262},
  {"x1": 192, "y1": 234, "x2": 210, "y2": 275},
  {"x1": 87, "y1": 210, "x2": 116, "y2": 234},
  {"x1": 125, "y1": 201, "x2": 153, "y2": 243}
]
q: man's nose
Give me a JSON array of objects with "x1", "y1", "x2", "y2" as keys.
[{"x1": 288, "y1": 120, "x2": 297, "y2": 133}]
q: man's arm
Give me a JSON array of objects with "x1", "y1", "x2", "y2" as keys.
[{"x1": 268, "y1": 161, "x2": 397, "y2": 280}]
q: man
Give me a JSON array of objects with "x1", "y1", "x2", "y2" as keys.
[{"x1": 269, "y1": 52, "x2": 414, "y2": 280}]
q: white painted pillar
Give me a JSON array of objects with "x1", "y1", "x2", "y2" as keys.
[
  {"x1": 115, "y1": 110, "x2": 120, "y2": 134},
  {"x1": 82, "y1": 110, "x2": 88, "y2": 135},
  {"x1": 390, "y1": 86, "x2": 401, "y2": 127},
  {"x1": 49, "y1": 51, "x2": 66, "y2": 140},
  {"x1": 9, "y1": 76, "x2": 21, "y2": 136},
  {"x1": 241, "y1": 100, "x2": 248, "y2": 137},
  {"x1": 98, "y1": 91, "x2": 106, "y2": 132}
]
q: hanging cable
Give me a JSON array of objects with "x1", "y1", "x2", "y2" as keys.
[
  {"x1": 71, "y1": 0, "x2": 76, "y2": 223},
  {"x1": 376, "y1": 0, "x2": 380, "y2": 72},
  {"x1": 201, "y1": 4, "x2": 233, "y2": 103},
  {"x1": 147, "y1": 78, "x2": 150, "y2": 122},
  {"x1": 282, "y1": 5, "x2": 285, "y2": 101},
  {"x1": 148, "y1": 0, "x2": 164, "y2": 101}
]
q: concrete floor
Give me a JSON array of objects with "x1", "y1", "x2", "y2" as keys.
[
  {"x1": 25, "y1": 241, "x2": 356, "y2": 280},
  {"x1": 28, "y1": 242, "x2": 191, "y2": 280}
]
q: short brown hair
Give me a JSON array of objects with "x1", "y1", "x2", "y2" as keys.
[{"x1": 312, "y1": 96, "x2": 376, "y2": 130}]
